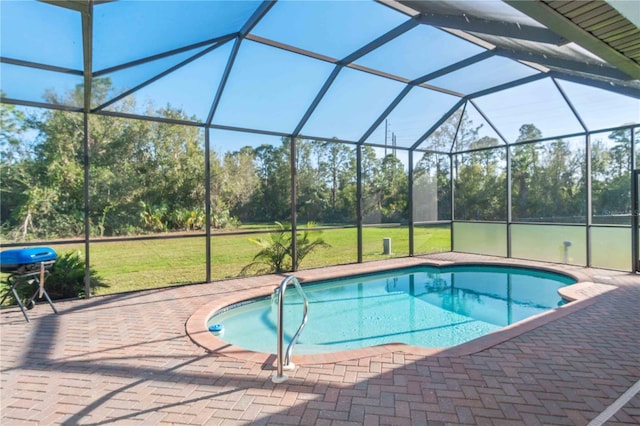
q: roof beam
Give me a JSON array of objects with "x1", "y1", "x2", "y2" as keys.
[
  {"x1": 0, "y1": 96, "x2": 83, "y2": 113},
  {"x1": 206, "y1": 37, "x2": 243, "y2": 125},
  {"x1": 448, "y1": 102, "x2": 467, "y2": 152},
  {"x1": 552, "y1": 77, "x2": 588, "y2": 132},
  {"x1": 292, "y1": 65, "x2": 343, "y2": 137},
  {"x1": 340, "y1": 18, "x2": 419, "y2": 65},
  {"x1": 93, "y1": 41, "x2": 229, "y2": 112},
  {"x1": 239, "y1": 1, "x2": 275, "y2": 36},
  {"x1": 504, "y1": 0, "x2": 640, "y2": 80},
  {"x1": 358, "y1": 85, "x2": 413, "y2": 145},
  {"x1": 94, "y1": 34, "x2": 235, "y2": 76},
  {"x1": 466, "y1": 73, "x2": 548, "y2": 99},
  {"x1": 0, "y1": 57, "x2": 83, "y2": 75},
  {"x1": 410, "y1": 98, "x2": 466, "y2": 151},
  {"x1": 548, "y1": 70, "x2": 640, "y2": 99},
  {"x1": 412, "y1": 50, "x2": 495, "y2": 85},
  {"x1": 246, "y1": 33, "x2": 464, "y2": 98},
  {"x1": 468, "y1": 99, "x2": 509, "y2": 144},
  {"x1": 39, "y1": 0, "x2": 91, "y2": 13},
  {"x1": 246, "y1": 33, "x2": 338, "y2": 64},
  {"x1": 356, "y1": 51, "x2": 496, "y2": 145}
]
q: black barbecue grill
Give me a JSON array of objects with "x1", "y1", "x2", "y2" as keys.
[{"x1": 0, "y1": 247, "x2": 58, "y2": 322}]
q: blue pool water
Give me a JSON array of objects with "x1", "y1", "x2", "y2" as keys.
[{"x1": 208, "y1": 265, "x2": 576, "y2": 354}]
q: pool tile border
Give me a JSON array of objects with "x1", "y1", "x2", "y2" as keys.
[{"x1": 185, "y1": 259, "x2": 616, "y2": 365}]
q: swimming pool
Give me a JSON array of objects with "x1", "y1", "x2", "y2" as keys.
[{"x1": 207, "y1": 265, "x2": 576, "y2": 354}]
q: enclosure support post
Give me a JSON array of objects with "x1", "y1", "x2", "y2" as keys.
[
  {"x1": 585, "y1": 134, "x2": 592, "y2": 267},
  {"x1": 81, "y1": 1, "x2": 94, "y2": 299},
  {"x1": 408, "y1": 150, "x2": 414, "y2": 256},
  {"x1": 632, "y1": 130, "x2": 638, "y2": 272},
  {"x1": 83, "y1": 112, "x2": 91, "y2": 299},
  {"x1": 506, "y1": 145, "x2": 512, "y2": 259},
  {"x1": 290, "y1": 136, "x2": 298, "y2": 271},
  {"x1": 357, "y1": 146, "x2": 363, "y2": 263},
  {"x1": 205, "y1": 129, "x2": 212, "y2": 282},
  {"x1": 633, "y1": 170, "x2": 639, "y2": 273},
  {"x1": 449, "y1": 154, "x2": 455, "y2": 251}
]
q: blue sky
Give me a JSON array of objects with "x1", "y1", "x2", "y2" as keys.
[{"x1": 1, "y1": 0, "x2": 638, "y2": 156}]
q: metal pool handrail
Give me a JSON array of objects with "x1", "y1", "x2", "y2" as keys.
[{"x1": 272, "y1": 275, "x2": 309, "y2": 384}]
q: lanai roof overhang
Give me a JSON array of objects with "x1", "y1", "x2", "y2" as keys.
[{"x1": 1, "y1": 0, "x2": 639, "y2": 153}]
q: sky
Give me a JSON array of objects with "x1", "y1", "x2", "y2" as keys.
[{"x1": 1, "y1": 0, "x2": 638, "y2": 157}]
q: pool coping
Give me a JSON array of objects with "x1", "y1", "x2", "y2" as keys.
[{"x1": 185, "y1": 258, "x2": 617, "y2": 365}]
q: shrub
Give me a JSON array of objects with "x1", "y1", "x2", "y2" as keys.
[
  {"x1": 211, "y1": 208, "x2": 240, "y2": 229},
  {"x1": 241, "y1": 222, "x2": 329, "y2": 275},
  {"x1": 45, "y1": 250, "x2": 108, "y2": 299},
  {"x1": 169, "y1": 208, "x2": 205, "y2": 231},
  {"x1": 1, "y1": 250, "x2": 108, "y2": 305}
]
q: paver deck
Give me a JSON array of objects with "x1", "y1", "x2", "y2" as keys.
[{"x1": 1, "y1": 253, "x2": 639, "y2": 425}]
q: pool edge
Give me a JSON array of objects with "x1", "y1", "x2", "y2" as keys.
[{"x1": 185, "y1": 260, "x2": 616, "y2": 365}]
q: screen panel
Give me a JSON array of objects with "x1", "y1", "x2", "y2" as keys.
[
  {"x1": 453, "y1": 222, "x2": 507, "y2": 257},
  {"x1": 511, "y1": 224, "x2": 586, "y2": 266},
  {"x1": 590, "y1": 226, "x2": 631, "y2": 271}
]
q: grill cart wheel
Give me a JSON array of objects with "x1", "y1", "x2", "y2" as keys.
[{"x1": 26, "y1": 300, "x2": 35, "y2": 310}]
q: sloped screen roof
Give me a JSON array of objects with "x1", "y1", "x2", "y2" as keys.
[{"x1": 1, "y1": 0, "x2": 638, "y2": 153}]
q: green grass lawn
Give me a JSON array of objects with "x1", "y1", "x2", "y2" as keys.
[{"x1": 1, "y1": 225, "x2": 451, "y2": 298}]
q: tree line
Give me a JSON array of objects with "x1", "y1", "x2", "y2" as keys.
[
  {"x1": 0, "y1": 81, "x2": 409, "y2": 239},
  {"x1": 1, "y1": 81, "x2": 634, "y2": 241}
]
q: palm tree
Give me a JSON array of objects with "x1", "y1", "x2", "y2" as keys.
[{"x1": 241, "y1": 222, "x2": 329, "y2": 275}]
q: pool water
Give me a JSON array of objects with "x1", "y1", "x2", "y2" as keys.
[{"x1": 208, "y1": 265, "x2": 575, "y2": 354}]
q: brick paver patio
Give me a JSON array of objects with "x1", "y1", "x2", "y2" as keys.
[{"x1": 1, "y1": 253, "x2": 639, "y2": 425}]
